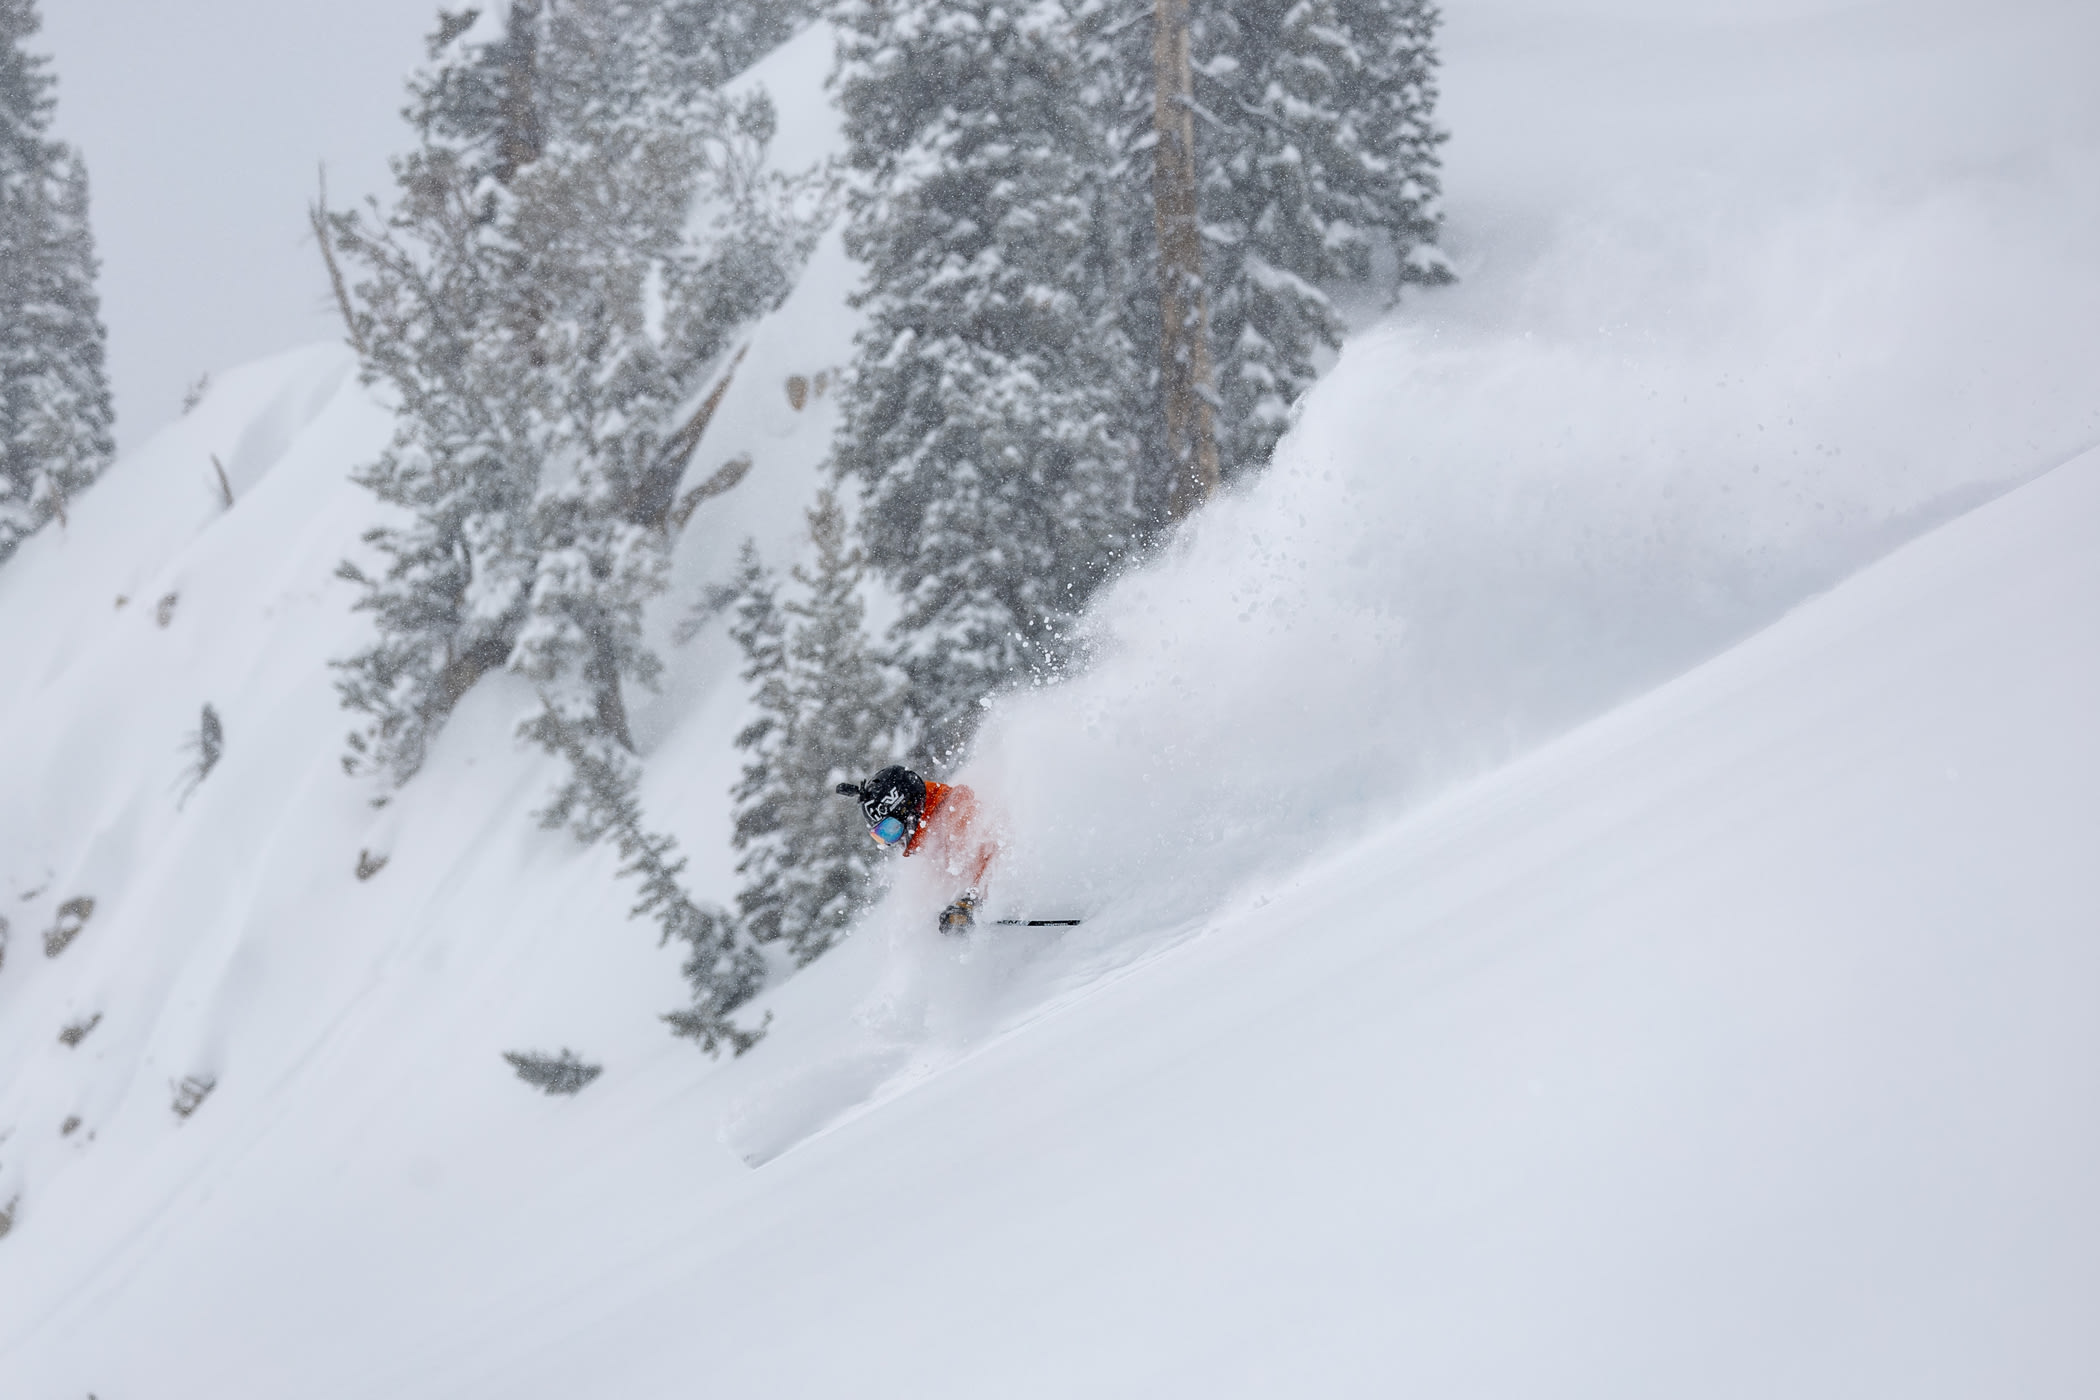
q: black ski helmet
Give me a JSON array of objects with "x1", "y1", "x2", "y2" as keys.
[{"x1": 836, "y1": 765, "x2": 926, "y2": 830}]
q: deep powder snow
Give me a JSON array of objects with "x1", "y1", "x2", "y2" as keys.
[{"x1": 1, "y1": 0, "x2": 2096, "y2": 1393}]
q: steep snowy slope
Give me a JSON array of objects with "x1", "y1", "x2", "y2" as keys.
[
  {"x1": 9, "y1": 412, "x2": 2097, "y2": 1400},
  {"x1": 0, "y1": 23, "x2": 860, "y2": 1279},
  {"x1": 491, "y1": 444, "x2": 2100, "y2": 1400},
  {"x1": 439, "y1": 444, "x2": 2100, "y2": 1396},
  {"x1": 2, "y1": 0, "x2": 2096, "y2": 1393}
]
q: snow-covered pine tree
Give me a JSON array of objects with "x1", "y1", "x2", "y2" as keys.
[
  {"x1": 330, "y1": 2, "x2": 816, "y2": 1049},
  {"x1": 726, "y1": 540, "x2": 785, "y2": 736},
  {"x1": 1087, "y1": 0, "x2": 1451, "y2": 494},
  {"x1": 729, "y1": 493, "x2": 897, "y2": 965},
  {"x1": 331, "y1": 0, "x2": 820, "y2": 786},
  {"x1": 1324, "y1": 0, "x2": 1451, "y2": 277},
  {"x1": 504, "y1": 0, "x2": 714, "y2": 766},
  {"x1": 1185, "y1": 0, "x2": 1451, "y2": 482},
  {"x1": 834, "y1": 0, "x2": 1150, "y2": 768},
  {"x1": 834, "y1": 0, "x2": 1449, "y2": 763},
  {"x1": 511, "y1": 2, "x2": 823, "y2": 794},
  {"x1": 328, "y1": 5, "x2": 552, "y2": 784},
  {"x1": 0, "y1": 0, "x2": 113, "y2": 566},
  {"x1": 655, "y1": 0, "x2": 826, "y2": 91}
]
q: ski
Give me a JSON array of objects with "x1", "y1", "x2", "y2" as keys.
[{"x1": 993, "y1": 918, "x2": 1082, "y2": 927}]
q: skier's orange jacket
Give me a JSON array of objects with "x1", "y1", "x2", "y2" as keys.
[{"x1": 905, "y1": 781, "x2": 998, "y2": 891}]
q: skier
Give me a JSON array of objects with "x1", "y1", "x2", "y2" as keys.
[{"x1": 837, "y1": 765, "x2": 998, "y2": 932}]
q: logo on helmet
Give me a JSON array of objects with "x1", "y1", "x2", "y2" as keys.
[{"x1": 843, "y1": 766, "x2": 927, "y2": 835}]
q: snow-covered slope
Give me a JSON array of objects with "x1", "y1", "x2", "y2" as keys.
[
  {"x1": 8, "y1": 401, "x2": 2097, "y2": 1400},
  {"x1": 502, "y1": 442, "x2": 2100, "y2": 1398},
  {"x1": 3, "y1": 0, "x2": 2097, "y2": 1392},
  {"x1": 468, "y1": 443, "x2": 2094, "y2": 1395}
]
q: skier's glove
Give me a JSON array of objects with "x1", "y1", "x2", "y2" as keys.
[{"x1": 938, "y1": 895, "x2": 977, "y2": 934}]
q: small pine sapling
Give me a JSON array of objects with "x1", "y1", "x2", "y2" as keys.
[
  {"x1": 176, "y1": 703, "x2": 223, "y2": 808},
  {"x1": 57, "y1": 1012, "x2": 100, "y2": 1046},
  {"x1": 502, "y1": 1048, "x2": 603, "y2": 1095}
]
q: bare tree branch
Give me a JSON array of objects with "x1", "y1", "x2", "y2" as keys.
[
  {"x1": 632, "y1": 342, "x2": 750, "y2": 529},
  {"x1": 309, "y1": 165, "x2": 370, "y2": 359}
]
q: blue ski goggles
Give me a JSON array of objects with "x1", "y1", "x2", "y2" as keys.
[{"x1": 869, "y1": 815, "x2": 908, "y2": 848}]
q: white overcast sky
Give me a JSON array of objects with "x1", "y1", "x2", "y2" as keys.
[{"x1": 41, "y1": 0, "x2": 445, "y2": 451}]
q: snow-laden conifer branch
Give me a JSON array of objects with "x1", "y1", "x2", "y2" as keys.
[{"x1": 528, "y1": 704, "x2": 768, "y2": 1058}]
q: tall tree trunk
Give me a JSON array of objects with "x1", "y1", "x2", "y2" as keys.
[
  {"x1": 590, "y1": 630, "x2": 636, "y2": 754},
  {"x1": 1152, "y1": 0, "x2": 1220, "y2": 523},
  {"x1": 434, "y1": 624, "x2": 521, "y2": 720},
  {"x1": 496, "y1": 1, "x2": 549, "y2": 365}
]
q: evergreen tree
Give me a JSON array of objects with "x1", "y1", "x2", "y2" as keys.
[
  {"x1": 1192, "y1": 0, "x2": 1451, "y2": 482},
  {"x1": 328, "y1": 4, "x2": 558, "y2": 785},
  {"x1": 834, "y1": 0, "x2": 1449, "y2": 763},
  {"x1": 0, "y1": 0, "x2": 112, "y2": 565},
  {"x1": 834, "y1": 0, "x2": 1150, "y2": 767},
  {"x1": 329, "y1": 1, "x2": 816, "y2": 1047},
  {"x1": 729, "y1": 493, "x2": 897, "y2": 964},
  {"x1": 502, "y1": 1047, "x2": 603, "y2": 1093},
  {"x1": 655, "y1": 0, "x2": 826, "y2": 90},
  {"x1": 331, "y1": 0, "x2": 821, "y2": 785},
  {"x1": 1091, "y1": 0, "x2": 1451, "y2": 491}
]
